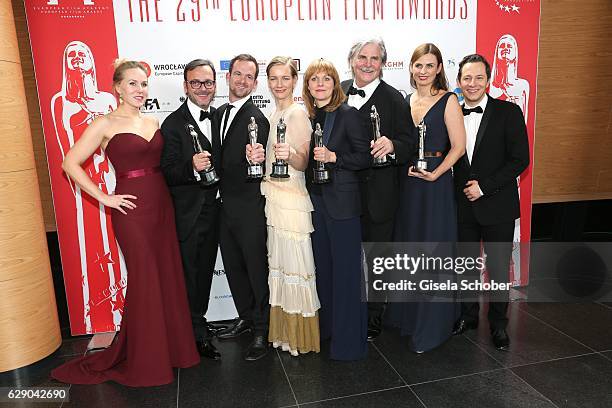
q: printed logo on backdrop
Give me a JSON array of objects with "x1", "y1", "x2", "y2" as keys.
[
  {"x1": 252, "y1": 94, "x2": 271, "y2": 110},
  {"x1": 34, "y1": 0, "x2": 109, "y2": 18},
  {"x1": 292, "y1": 59, "x2": 301, "y2": 71},
  {"x1": 494, "y1": 0, "x2": 531, "y2": 14},
  {"x1": 152, "y1": 62, "x2": 186, "y2": 77},
  {"x1": 143, "y1": 97, "x2": 174, "y2": 113},
  {"x1": 383, "y1": 60, "x2": 404, "y2": 71},
  {"x1": 220, "y1": 60, "x2": 231, "y2": 71}
]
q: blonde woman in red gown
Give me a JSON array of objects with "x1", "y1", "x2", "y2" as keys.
[{"x1": 51, "y1": 60, "x2": 199, "y2": 387}]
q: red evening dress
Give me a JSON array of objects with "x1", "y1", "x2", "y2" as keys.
[{"x1": 51, "y1": 130, "x2": 200, "y2": 387}]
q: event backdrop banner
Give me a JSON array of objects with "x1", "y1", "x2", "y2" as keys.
[{"x1": 24, "y1": 0, "x2": 540, "y2": 335}]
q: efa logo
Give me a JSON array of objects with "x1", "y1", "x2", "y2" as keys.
[
  {"x1": 144, "y1": 99, "x2": 160, "y2": 110},
  {"x1": 47, "y1": 0, "x2": 93, "y2": 4}
]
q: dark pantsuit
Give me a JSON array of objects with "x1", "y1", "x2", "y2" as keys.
[
  {"x1": 458, "y1": 221, "x2": 514, "y2": 330},
  {"x1": 179, "y1": 199, "x2": 220, "y2": 341},
  {"x1": 311, "y1": 194, "x2": 368, "y2": 361}
]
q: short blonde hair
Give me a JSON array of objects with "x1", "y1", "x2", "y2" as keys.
[{"x1": 302, "y1": 59, "x2": 346, "y2": 118}]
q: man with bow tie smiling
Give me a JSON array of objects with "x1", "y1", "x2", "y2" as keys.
[
  {"x1": 160, "y1": 59, "x2": 222, "y2": 360},
  {"x1": 340, "y1": 38, "x2": 414, "y2": 341},
  {"x1": 452, "y1": 54, "x2": 529, "y2": 351}
]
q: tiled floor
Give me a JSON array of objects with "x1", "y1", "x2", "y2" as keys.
[{"x1": 2, "y1": 302, "x2": 612, "y2": 408}]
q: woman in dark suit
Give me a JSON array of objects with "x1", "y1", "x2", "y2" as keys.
[{"x1": 302, "y1": 59, "x2": 370, "y2": 360}]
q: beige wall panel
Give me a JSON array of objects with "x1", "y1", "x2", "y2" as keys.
[
  {"x1": 0, "y1": 62, "x2": 36, "y2": 172},
  {"x1": 0, "y1": 0, "x2": 20, "y2": 62},
  {"x1": 533, "y1": 0, "x2": 612, "y2": 202},
  {"x1": 11, "y1": 0, "x2": 56, "y2": 230}
]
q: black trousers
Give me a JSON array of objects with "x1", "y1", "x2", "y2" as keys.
[
  {"x1": 361, "y1": 209, "x2": 394, "y2": 327},
  {"x1": 457, "y1": 220, "x2": 514, "y2": 330},
  {"x1": 178, "y1": 199, "x2": 220, "y2": 341},
  {"x1": 219, "y1": 204, "x2": 269, "y2": 334}
]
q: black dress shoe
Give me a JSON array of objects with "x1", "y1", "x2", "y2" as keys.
[
  {"x1": 217, "y1": 319, "x2": 253, "y2": 340},
  {"x1": 197, "y1": 340, "x2": 221, "y2": 360},
  {"x1": 367, "y1": 326, "x2": 382, "y2": 342},
  {"x1": 244, "y1": 335, "x2": 270, "y2": 361},
  {"x1": 452, "y1": 318, "x2": 478, "y2": 335},
  {"x1": 491, "y1": 328, "x2": 510, "y2": 351},
  {"x1": 206, "y1": 322, "x2": 230, "y2": 336}
]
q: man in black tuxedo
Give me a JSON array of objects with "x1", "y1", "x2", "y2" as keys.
[
  {"x1": 214, "y1": 54, "x2": 271, "y2": 361},
  {"x1": 160, "y1": 59, "x2": 222, "y2": 360},
  {"x1": 452, "y1": 54, "x2": 529, "y2": 350},
  {"x1": 340, "y1": 38, "x2": 414, "y2": 341}
]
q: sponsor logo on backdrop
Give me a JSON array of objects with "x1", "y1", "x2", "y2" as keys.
[
  {"x1": 252, "y1": 94, "x2": 271, "y2": 110},
  {"x1": 383, "y1": 60, "x2": 404, "y2": 70},
  {"x1": 220, "y1": 60, "x2": 231, "y2": 71},
  {"x1": 152, "y1": 63, "x2": 186, "y2": 77}
]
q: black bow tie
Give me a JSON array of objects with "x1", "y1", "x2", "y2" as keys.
[
  {"x1": 347, "y1": 86, "x2": 366, "y2": 97},
  {"x1": 199, "y1": 110, "x2": 211, "y2": 121},
  {"x1": 462, "y1": 106, "x2": 483, "y2": 116}
]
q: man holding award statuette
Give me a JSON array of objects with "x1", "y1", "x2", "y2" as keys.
[
  {"x1": 452, "y1": 54, "x2": 529, "y2": 351},
  {"x1": 160, "y1": 59, "x2": 222, "y2": 360},
  {"x1": 341, "y1": 38, "x2": 415, "y2": 341},
  {"x1": 214, "y1": 54, "x2": 271, "y2": 361}
]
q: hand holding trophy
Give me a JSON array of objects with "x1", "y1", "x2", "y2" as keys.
[
  {"x1": 415, "y1": 120, "x2": 428, "y2": 172},
  {"x1": 312, "y1": 123, "x2": 330, "y2": 184},
  {"x1": 246, "y1": 116, "x2": 264, "y2": 179},
  {"x1": 370, "y1": 105, "x2": 390, "y2": 168},
  {"x1": 187, "y1": 124, "x2": 219, "y2": 186},
  {"x1": 271, "y1": 117, "x2": 290, "y2": 179}
]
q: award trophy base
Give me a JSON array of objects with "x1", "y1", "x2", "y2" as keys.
[
  {"x1": 415, "y1": 159, "x2": 428, "y2": 172},
  {"x1": 313, "y1": 167, "x2": 331, "y2": 184},
  {"x1": 199, "y1": 168, "x2": 220, "y2": 186},
  {"x1": 271, "y1": 162, "x2": 290, "y2": 179},
  {"x1": 247, "y1": 163, "x2": 264, "y2": 179},
  {"x1": 372, "y1": 156, "x2": 391, "y2": 168}
]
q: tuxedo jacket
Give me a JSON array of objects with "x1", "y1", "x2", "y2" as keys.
[
  {"x1": 160, "y1": 102, "x2": 220, "y2": 241},
  {"x1": 306, "y1": 103, "x2": 371, "y2": 220},
  {"x1": 454, "y1": 96, "x2": 530, "y2": 226},
  {"x1": 216, "y1": 98, "x2": 270, "y2": 224},
  {"x1": 341, "y1": 79, "x2": 416, "y2": 223}
]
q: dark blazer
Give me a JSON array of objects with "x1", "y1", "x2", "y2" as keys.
[
  {"x1": 341, "y1": 79, "x2": 415, "y2": 223},
  {"x1": 454, "y1": 96, "x2": 530, "y2": 226},
  {"x1": 160, "y1": 102, "x2": 220, "y2": 241},
  {"x1": 216, "y1": 97, "x2": 270, "y2": 223},
  {"x1": 306, "y1": 103, "x2": 371, "y2": 220}
]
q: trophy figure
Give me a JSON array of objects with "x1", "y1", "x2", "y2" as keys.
[
  {"x1": 312, "y1": 123, "x2": 331, "y2": 184},
  {"x1": 187, "y1": 124, "x2": 219, "y2": 186},
  {"x1": 270, "y1": 117, "x2": 290, "y2": 179},
  {"x1": 370, "y1": 105, "x2": 390, "y2": 168},
  {"x1": 247, "y1": 116, "x2": 264, "y2": 179},
  {"x1": 415, "y1": 120, "x2": 428, "y2": 171}
]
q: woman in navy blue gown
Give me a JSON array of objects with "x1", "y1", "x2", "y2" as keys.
[{"x1": 387, "y1": 43, "x2": 466, "y2": 353}]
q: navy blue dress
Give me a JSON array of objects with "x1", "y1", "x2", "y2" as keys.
[{"x1": 387, "y1": 92, "x2": 459, "y2": 352}]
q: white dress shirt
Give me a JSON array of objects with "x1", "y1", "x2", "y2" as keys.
[
  {"x1": 347, "y1": 78, "x2": 380, "y2": 110},
  {"x1": 221, "y1": 94, "x2": 250, "y2": 142},
  {"x1": 187, "y1": 98, "x2": 213, "y2": 181},
  {"x1": 463, "y1": 94, "x2": 488, "y2": 196}
]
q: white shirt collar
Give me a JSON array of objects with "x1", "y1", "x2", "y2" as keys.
[
  {"x1": 463, "y1": 94, "x2": 488, "y2": 111},
  {"x1": 187, "y1": 98, "x2": 210, "y2": 122},
  {"x1": 228, "y1": 94, "x2": 251, "y2": 110},
  {"x1": 355, "y1": 78, "x2": 380, "y2": 98}
]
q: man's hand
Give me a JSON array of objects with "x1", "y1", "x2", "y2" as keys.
[
  {"x1": 371, "y1": 136, "x2": 394, "y2": 158},
  {"x1": 463, "y1": 180, "x2": 483, "y2": 201},
  {"x1": 193, "y1": 152, "x2": 211, "y2": 171},
  {"x1": 246, "y1": 143, "x2": 265, "y2": 164},
  {"x1": 313, "y1": 146, "x2": 336, "y2": 163}
]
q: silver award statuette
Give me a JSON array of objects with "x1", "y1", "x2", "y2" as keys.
[
  {"x1": 416, "y1": 120, "x2": 428, "y2": 171},
  {"x1": 312, "y1": 123, "x2": 331, "y2": 184},
  {"x1": 370, "y1": 105, "x2": 390, "y2": 168},
  {"x1": 270, "y1": 117, "x2": 290, "y2": 179},
  {"x1": 246, "y1": 116, "x2": 264, "y2": 179},
  {"x1": 187, "y1": 124, "x2": 220, "y2": 186}
]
